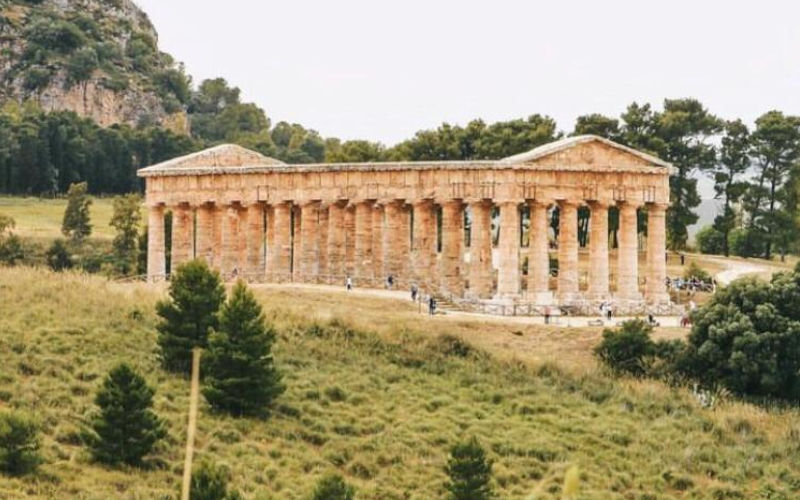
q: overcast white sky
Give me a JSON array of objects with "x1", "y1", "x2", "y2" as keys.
[{"x1": 136, "y1": 0, "x2": 800, "y2": 147}]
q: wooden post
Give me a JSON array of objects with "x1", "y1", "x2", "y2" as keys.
[{"x1": 181, "y1": 348, "x2": 202, "y2": 500}]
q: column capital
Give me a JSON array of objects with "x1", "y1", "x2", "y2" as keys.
[
  {"x1": 528, "y1": 198, "x2": 554, "y2": 208},
  {"x1": 617, "y1": 200, "x2": 642, "y2": 210},
  {"x1": 588, "y1": 199, "x2": 613, "y2": 210},
  {"x1": 647, "y1": 202, "x2": 670, "y2": 212},
  {"x1": 556, "y1": 199, "x2": 582, "y2": 209}
]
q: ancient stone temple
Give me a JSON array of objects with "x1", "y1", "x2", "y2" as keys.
[{"x1": 138, "y1": 135, "x2": 676, "y2": 313}]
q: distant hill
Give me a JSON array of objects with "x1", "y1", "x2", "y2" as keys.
[{"x1": 0, "y1": 0, "x2": 189, "y2": 133}]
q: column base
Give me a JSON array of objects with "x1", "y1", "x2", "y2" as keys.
[
  {"x1": 557, "y1": 291, "x2": 582, "y2": 304},
  {"x1": 530, "y1": 291, "x2": 554, "y2": 305},
  {"x1": 614, "y1": 291, "x2": 642, "y2": 302},
  {"x1": 645, "y1": 292, "x2": 671, "y2": 305},
  {"x1": 587, "y1": 291, "x2": 611, "y2": 302}
]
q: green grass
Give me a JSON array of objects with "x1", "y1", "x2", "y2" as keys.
[
  {"x1": 0, "y1": 196, "x2": 117, "y2": 241},
  {"x1": 1, "y1": 268, "x2": 799, "y2": 498}
]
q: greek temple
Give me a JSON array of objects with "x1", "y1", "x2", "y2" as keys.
[{"x1": 138, "y1": 135, "x2": 676, "y2": 313}]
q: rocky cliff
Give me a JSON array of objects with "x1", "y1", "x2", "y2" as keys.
[{"x1": 0, "y1": 0, "x2": 189, "y2": 133}]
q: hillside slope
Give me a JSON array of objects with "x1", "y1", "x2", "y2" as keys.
[
  {"x1": 0, "y1": 268, "x2": 798, "y2": 498},
  {"x1": 0, "y1": 0, "x2": 188, "y2": 133}
]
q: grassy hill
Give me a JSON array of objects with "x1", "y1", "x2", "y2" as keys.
[
  {"x1": 0, "y1": 196, "x2": 116, "y2": 241},
  {"x1": 1, "y1": 268, "x2": 799, "y2": 498}
]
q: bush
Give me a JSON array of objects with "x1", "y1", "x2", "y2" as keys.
[
  {"x1": 0, "y1": 235, "x2": 25, "y2": 265},
  {"x1": 444, "y1": 436, "x2": 493, "y2": 500},
  {"x1": 46, "y1": 239, "x2": 73, "y2": 271},
  {"x1": 190, "y1": 461, "x2": 242, "y2": 500},
  {"x1": 61, "y1": 181, "x2": 92, "y2": 243},
  {"x1": 156, "y1": 260, "x2": 225, "y2": 373},
  {"x1": 593, "y1": 319, "x2": 655, "y2": 376},
  {"x1": 88, "y1": 363, "x2": 166, "y2": 466},
  {"x1": 203, "y1": 281, "x2": 284, "y2": 417},
  {"x1": 728, "y1": 227, "x2": 763, "y2": 258},
  {"x1": 0, "y1": 411, "x2": 42, "y2": 476},
  {"x1": 311, "y1": 474, "x2": 356, "y2": 500},
  {"x1": 683, "y1": 261, "x2": 712, "y2": 282},
  {"x1": 681, "y1": 268, "x2": 800, "y2": 401},
  {"x1": 695, "y1": 225, "x2": 726, "y2": 255}
]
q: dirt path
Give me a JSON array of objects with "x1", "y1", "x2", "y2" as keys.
[{"x1": 702, "y1": 256, "x2": 781, "y2": 285}]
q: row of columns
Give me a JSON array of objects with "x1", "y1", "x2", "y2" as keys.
[{"x1": 147, "y1": 199, "x2": 669, "y2": 304}]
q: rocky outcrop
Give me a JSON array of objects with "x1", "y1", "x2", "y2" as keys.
[{"x1": 0, "y1": 0, "x2": 189, "y2": 134}]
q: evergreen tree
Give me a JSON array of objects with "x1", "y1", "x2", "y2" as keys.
[
  {"x1": 444, "y1": 437, "x2": 494, "y2": 500},
  {"x1": 713, "y1": 120, "x2": 750, "y2": 256},
  {"x1": 190, "y1": 460, "x2": 243, "y2": 500},
  {"x1": 109, "y1": 193, "x2": 142, "y2": 275},
  {"x1": 311, "y1": 474, "x2": 356, "y2": 500},
  {"x1": 88, "y1": 363, "x2": 166, "y2": 467},
  {"x1": 156, "y1": 259, "x2": 225, "y2": 373},
  {"x1": 45, "y1": 239, "x2": 72, "y2": 271},
  {"x1": 61, "y1": 181, "x2": 92, "y2": 242},
  {"x1": 0, "y1": 411, "x2": 42, "y2": 476},
  {"x1": 203, "y1": 280, "x2": 284, "y2": 416}
]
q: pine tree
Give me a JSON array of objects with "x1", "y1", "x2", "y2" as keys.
[
  {"x1": 89, "y1": 363, "x2": 166, "y2": 467},
  {"x1": 311, "y1": 474, "x2": 356, "y2": 500},
  {"x1": 190, "y1": 460, "x2": 243, "y2": 500},
  {"x1": 203, "y1": 280, "x2": 284, "y2": 417},
  {"x1": 156, "y1": 260, "x2": 225, "y2": 373},
  {"x1": 444, "y1": 437, "x2": 494, "y2": 500},
  {"x1": 45, "y1": 239, "x2": 72, "y2": 271},
  {"x1": 61, "y1": 181, "x2": 92, "y2": 243},
  {"x1": 0, "y1": 411, "x2": 42, "y2": 476},
  {"x1": 109, "y1": 193, "x2": 142, "y2": 275}
]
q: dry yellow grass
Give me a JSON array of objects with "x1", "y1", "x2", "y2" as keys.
[
  {"x1": 0, "y1": 196, "x2": 118, "y2": 241},
  {"x1": 1, "y1": 267, "x2": 799, "y2": 499}
]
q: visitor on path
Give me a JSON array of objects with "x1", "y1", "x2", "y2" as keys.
[
  {"x1": 345, "y1": 276, "x2": 353, "y2": 291},
  {"x1": 410, "y1": 284, "x2": 418, "y2": 301},
  {"x1": 428, "y1": 295, "x2": 436, "y2": 316},
  {"x1": 606, "y1": 303, "x2": 613, "y2": 321},
  {"x1": 387, "y1": 274, "x2": 394, "y2": 289},
  {"x1": 544, "y1": 306, "x2": 551, "y2": 325}
]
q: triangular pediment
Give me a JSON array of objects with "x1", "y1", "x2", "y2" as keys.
[
  {"x1": 139, "y1": 144, "x2": 285, "y2": 174},
  {"x1": 501, "y1": 135, "x2": 673, "y2": 170}
]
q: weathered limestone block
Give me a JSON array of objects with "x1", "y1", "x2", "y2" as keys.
[
  {"x1": 557, "y1": 200, "x2": 579, "y2": 301},
  {"x1": 354, "y1": 201, "x2": 373, "y2": 282},
  {"x1": 327, "y1": 202, "x2": 346, "y2": 282},
  {"x1": 616, "y1": 202, "x2": 641, "y2": 300},
  {"x1": 371, "y1": 204, "x2": 385, "y2": 281},
  {"x1": 245, "y1": 203, "x2": 265, "y2": 279},
  {"x1": 170, "y1": 203, "x2": 193, "y2": 272},
  {"x1": 147, "y1": 204, "x2": 165, "y2": 280},
  {"x1": 468, "y1": 201, "x2": 493, "y2": 299},
  {"x1": 195, "y1": 203, "x2": 214, "y2": 266},
  {"x1": 412, "y1": 200, "x2": 436, "y2": 285},
  {"x1": 221, "y1": 204, "x2": 241, "y2": 276},
  {"x1": 385, "y1": 201, "x2": 410, "y2": 286},
  {"x1": 318, "y1": 205, "x2": 330, "y2": 281},
  {"x1": 588, "y1": 201, "x2": 610, "y2": 300},
  {"x1": 344, "y1": 205, "x2": 356, "y2": 278},
  {"x1": 528, "y1": 201, "x2": 552, "y2": 303},
  {"x1": 271, "y1": 202, "x2": 292, "y2": 282},
  {"x1": 298, "y1": 201, "x2": 320, "y2": 282},
  {"x1": 646, "y1": 203, "x2": 669, "y2": 303},
  {"x1": 496, "y1": 201, "x2": 520, "y2": 297},
  {"x1": 440, "y1": 200, "x2": 464, "y2": 296}
]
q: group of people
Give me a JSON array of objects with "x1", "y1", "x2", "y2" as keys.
[
  {"x1": 345, "y1": 276, "x2": 437, "y2": 315},
  {"x1": 666, "y1": 276, "x2": 716, "y2": 294}
]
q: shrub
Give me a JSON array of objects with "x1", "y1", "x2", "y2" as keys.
[
  {"x1": 683, "y1": 261, "x2": 712, "y2": 282},
  {"x1": 0, "y1": 411, "x2": 42, "y2": 476},
  {"x1": 681, "y1": 269, "x2": 800, "y2": 401},
  {"x1": 156, "y1": 260, "x2": 225, "y2": 373},
  {"x1": 61, "y1": 181, "x2": 92, "y2": 243},
  {"x1": 46, "y1": 239, "x2": 72, "y2": 271},
  {"x1": 695, "y1": 225, "x2": 726, "y2": 255},
  {"x1": 311, "y1": 474, "x2": 356, "y2": 500},
  {"x1": 593, "y1": 319, "x2": 655, "y2": 376},
  {"x1": 444, "y1": 436, "x2": 494, "y2": 500},
  {"x1": 190, "y1": 461, "x2": 242, "y2": 500},
  {"x1": 0, "y1": 235, "x2": 25, "y2": 265},
  {"x1": 203, "y1": 281, "x2": 285, "y2": 416},
  {"x1": 88, "y1": 363, "x2": 166, "y2": 466},
  {"x1": 728, "y1": 227, "x2": 763, "y2": 258}
]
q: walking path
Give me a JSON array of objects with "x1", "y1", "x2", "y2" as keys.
[{"x1": 703, "y1": 256, "x2": 780, "y2": 285}]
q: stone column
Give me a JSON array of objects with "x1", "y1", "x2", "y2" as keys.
[
  {"x1": 195, "y1": 203, "x2": 214, "y2": 266},
  {"x1": 440, "y1": 200, "x2": 464, "y2": 296},
  {"x1": 354, "y1": 201, "x2": 373, "y2": 284},
  {"x1": 170, "y1": 203, "x2": 193, "y2": 273},
  {"x1": 468, "y1": 201, "x2": 493, "y2": 299},
  {"x1": 265, "y1": 205, "x2": 275, "y2": 279},
  {"x1": 528, "y1": 201, "x2": 552, "y2": 303},
  {"x1": 616, "y1": 201, "x2": 641, "y2": 301},
  {"x1": 412, "y1": 199, "x2": 436, "y2": 286},
  {"x1": 271, "y1": 202, "x2": 292, "y2": 282},
  {"x1": 147, "y1": 204, "x2": 165, "y2": 280},
  {"x1": 245, "y1": 203, "x2": 265, "y2": 280},
  {"x1": 221, "y1": 204, "x2": 240, "y2": 278},
  {"x1": 327, "y1": 202, "x2": 346, "y2": 283},
  {"x1": 298, "y1": 201, "x2": 319, "y2": 282},
  {"x1": 588, "y1": 201, "x2": 610, "y2": 300},
  {"x1": 344, "y1": 205, "x2": 356, "y2": 278},
  {"x1": 385, "y1": 200, "x2": 410, "y2": 286},
  {"x1": 371, "y1": 204, "x2": 385, "y2": 282},
  {"x1": 318, "y1": 205, "x2": 330, "y2": 282},
  {"x1": 292, "y1": 205, "x2": 301, "y2": 281},
  {"x1": 646, "y1": 203, "x2": 669, "y2": 303},
  {"x1": 496, "y1": 201, "x2": 520, "y2": 297},
  {"x1": 557, "y1": 200, "x2": 579, "y2": 302},
  {"x1": 211, "y1": 204, "x2": 224, "y2": 271}
]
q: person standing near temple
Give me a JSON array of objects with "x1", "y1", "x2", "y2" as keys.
[{"x1": 345, "y1": 276, "x2": 352, "y2": 291}]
